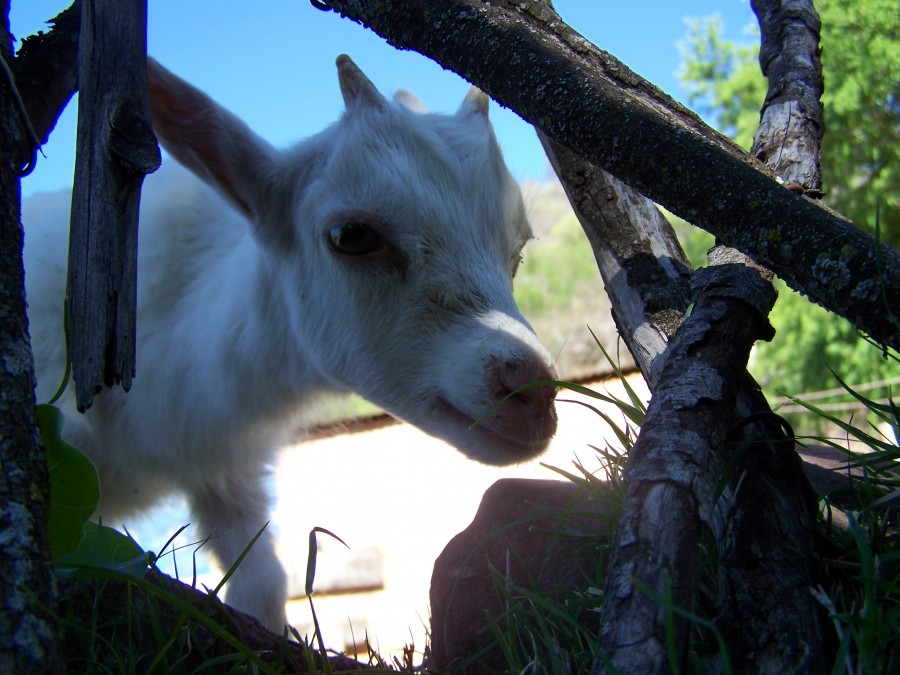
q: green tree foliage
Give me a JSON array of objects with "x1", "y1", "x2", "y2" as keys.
[
  {"x1": 514, "y1": 214, "x2": 599, "y2": 317},
  {"x1": 679, "y1": 2, "x2": 900, "y2": 243},
  {"x1": 678, "y1": 2, "x2": 900, "y2": 425},
  {"x1": 678, "y1": 15, "x2": 766, "y2": 150},
  {"x1": 820, "y1": 0, "x2": 900, "y2": 240}
]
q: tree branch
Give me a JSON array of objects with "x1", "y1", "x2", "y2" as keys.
[
  {"x1": 66, "y1": 0, "x2": 160, "y2": 410},
  {"x1": 10, "y1": 1, "x2": 80, "y2": 174},
  {"x1": 317, "y1": 0, "x2": 900, "y2": 352},
  {"x1": 578, "y1": 0, "x2": 828, "y2": 667},
  {"x1": 750, "y1": 0, "x2": 824, "y2": 189},
  {"x1": 538, "y1": 135, "x2": 692, "y2": 388}
]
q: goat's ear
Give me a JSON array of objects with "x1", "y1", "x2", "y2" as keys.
[
  {"x1": 458, "y1": 87, "x2": 489, "y2": 118},
  {"x1": 337, "y1": 54, "x2": 387, "y2": 110},
  {"x1": 147, "y1": 57, "x2": 278, "y2": 224},
  {"x1": 393, "y1": 89, "x2": 428, "y2": 114}
]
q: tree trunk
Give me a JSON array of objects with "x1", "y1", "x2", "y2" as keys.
[
  {"x1": 317, "y1": 0, "x2": 900, "y2": 352},
  {"x1": 595, "y1": 249, "x2": 778, "y2": 673},
  {"x1": 0, "y1": 4, "x2": 62, "y2": 671},
  {"x1": 67, "y1": 0, "x2": 159, "y2": 411},
  {"x1": 713, "y1": 3, "x2": 828, "y2": 671},
  {"x1": 543, "y1": 0, "x2": 826, "y2": 668}
]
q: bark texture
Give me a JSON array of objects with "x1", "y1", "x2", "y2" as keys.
[
  {"x1": 538, "y1": 136, "x2": 692, "y2": 388},
  {"x1": 67, "y1": 0, "x2": 159, "y2": 411},
  {"x1": 582, "y1": 0, "x2": 826, "y2": 668},
  {"x1": 750, "y1": 0, "x2": 824, "y2": 189},
  {"x1": 713, "y1": 3, "x2": 827, "y2": 671},
  {"x1": 573, "y1": 0, "x2": 825, "y2": 668},
  {"x1": 595, "y1": 251, "x2": 779, "y2": 674},
  {"x1": 318, "y1": 0, "x2": 900, "y2": 352},
  {"x1": 10, "y1": 1, "x2": 80, "y2": 175},
  {"x1": 713, "y1": 405, "x2": 824, "y2": 674},
  {"x1": 0, "y1": 4, "x2": 62, "y2": 671}
]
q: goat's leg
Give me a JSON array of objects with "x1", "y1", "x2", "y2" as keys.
[{"x1": 188, "y1": 473, "x2": 288, "y2": 630}]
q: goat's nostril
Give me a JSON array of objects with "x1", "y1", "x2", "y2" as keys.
[
  {"x1": 511, "y1": 387, "x2": 556, "y2": 417},
  {"x1": 482, "y1": 354, "x2": 559, "y2": 446},
  {"x1": 492, "y1": 356, "x2": 558, "y2": 411}
]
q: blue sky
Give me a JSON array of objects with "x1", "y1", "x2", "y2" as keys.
[{"x1": 13, "y1": 1, "x2": 757, "y2": 198}]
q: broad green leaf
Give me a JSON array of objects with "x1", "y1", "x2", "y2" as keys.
[
  {"x1": 37, "y1": 403, "x2": 100, "y2": 559},
  {"x1": 54, "y1": 521, "x2": 149, "y2": 579}
]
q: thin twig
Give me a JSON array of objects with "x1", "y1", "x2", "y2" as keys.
[{"x1": 0, "y1": 52, "x2": 43, "y2": 176}]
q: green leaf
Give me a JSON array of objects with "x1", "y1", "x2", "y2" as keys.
[
  {"x1": 54, "y1": 521, "x2": 149, "y2": 579},
  {"x1": 37, "y1": 403, "x2": 100, "y2": 559}
]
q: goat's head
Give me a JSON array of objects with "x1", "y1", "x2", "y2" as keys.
[{"x1": 148, "y1": 55, "x2": 558, "y2": 465}]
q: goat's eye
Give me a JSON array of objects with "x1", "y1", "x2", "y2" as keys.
[{"x1": 328, "y1": 222, "x2": 384, "y2": 256}]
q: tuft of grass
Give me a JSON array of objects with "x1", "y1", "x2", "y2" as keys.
[
  {"x1": 50, "y1": 526, "x2": 350, "y2": 673},
  {"x1": 785, "y1": 372, "x2": 900, "y2": 675}
]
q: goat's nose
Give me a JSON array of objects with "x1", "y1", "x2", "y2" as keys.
[{"x1": 488, "y1": 354, "x2": 558, "y2": 441}]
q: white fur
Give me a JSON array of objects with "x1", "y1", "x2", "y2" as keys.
[{"x1": 24, "y1": 56, "x2": 557, "y2": 629}]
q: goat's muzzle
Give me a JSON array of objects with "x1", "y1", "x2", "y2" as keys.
[{"x1": 486, "y1": 354, "x2": 558, "y2": 447}]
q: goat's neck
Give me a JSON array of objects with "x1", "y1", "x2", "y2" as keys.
[{"x1": 201, "y1": 239, "x2": 332, "y2": 427}]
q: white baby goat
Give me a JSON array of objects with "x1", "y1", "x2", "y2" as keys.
[{"x1": 24, "y1": 55, "x2": 558, "y2": 629}]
